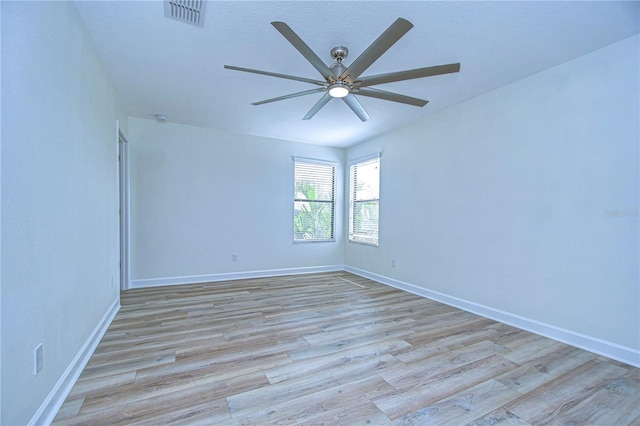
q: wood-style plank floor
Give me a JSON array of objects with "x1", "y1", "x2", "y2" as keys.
[{"x1": 53, "y1": 272, "x2": 640, "y2": 425}]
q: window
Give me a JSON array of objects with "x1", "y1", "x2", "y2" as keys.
[
  {"x1": 349, "y1": 155, "x2": 380, "y2": 246},
  {"x1": 293, "y1": 158, "x2": 336, "y2": 242}
]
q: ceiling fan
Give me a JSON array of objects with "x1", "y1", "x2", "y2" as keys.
[{"x1": 224, "y1": 18, "x2": 460, "y2": 122}]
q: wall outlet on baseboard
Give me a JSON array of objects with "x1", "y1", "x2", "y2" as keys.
[
  {"x1": 33, "y1": 343, "x2": 43, "y2": 375},
  {"x1": 391, "y1": 258, "x2": 397, "y2": 268},
  {"x1": 232, "y1": 253, "x2": 239, "y2": 262},
  {"x1": 110, "y1": 275, "x2": 114, "y2": 287}
]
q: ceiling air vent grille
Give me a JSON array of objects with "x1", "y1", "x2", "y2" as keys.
[{"x1": 164, "y1": 0, "x2": 206, "y2": 27}]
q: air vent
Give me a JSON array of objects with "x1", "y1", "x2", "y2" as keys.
[{"x1": 164, "y1": 0, "x2": 206, "y2": 27}]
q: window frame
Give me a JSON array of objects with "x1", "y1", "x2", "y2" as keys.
[
  {"x1": 293, "y1": 157, "x2": 337, "y2": 243},
  {"x1": 348, "y1": 154, "x2": 380, "y2": 246}
]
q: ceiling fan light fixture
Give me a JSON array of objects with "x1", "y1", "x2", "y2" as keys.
[{"x1": 328, "y1": 82, "x2": 349, "y2": 98}]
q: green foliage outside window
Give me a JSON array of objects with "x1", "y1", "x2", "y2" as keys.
[{"x1": 294, "y1": 162, "x2": 335, "y2": 241}]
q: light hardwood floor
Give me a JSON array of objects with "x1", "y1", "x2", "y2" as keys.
[{"x1": 53, "y1": 272, "x2": 639, "y2": 425}]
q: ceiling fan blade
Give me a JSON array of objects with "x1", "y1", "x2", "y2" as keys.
[
  {"x1": 224, "y1": 65, "x2": 327, "y2": 86},
  {"x1": 340, "y1": 18, "x2": 413, "y2": 83},
  {"x1": 271, "y1": 22, "x2": 334, "y2": 82},
  {"x1": 342, "y1": 94, "x2": 371, "y2": 122},
  {"x1": 356, "y1": 87, "x2": 428, "y2": 107},
  {"x1": 252, "y1": 88, "x2": 327, "y2": 106},
  {"x1": 356, "y1": 63, "x2": 461, "y2": 87},
  {"x1": 303, "y1": 93, "x2": 332, "y2": 120}
]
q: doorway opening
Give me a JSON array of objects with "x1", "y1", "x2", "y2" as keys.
[{"x1": 118, "y1": 128, "x2": 130, "y2": 290}]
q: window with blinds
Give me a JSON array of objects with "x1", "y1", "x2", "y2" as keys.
[
  {"x1": 349, "y1": 155, "x2": 380, "y2": 246},
  {"x1": 293, "y1": 159, "x2": 336, "y2": 242}
]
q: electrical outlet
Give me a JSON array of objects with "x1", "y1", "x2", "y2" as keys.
[
  {"x1": 232, "y1": 253, "x2": 239, "y2": 262},
  {"x1": 33, "y1": 343, "x2": 43, "y2": 375},
  {"x1": 110, "y1": 275, "x2": 114, "y2": 287},
  {"x1": 392, "y1": 258, "x2": 397, "y2": 268}
]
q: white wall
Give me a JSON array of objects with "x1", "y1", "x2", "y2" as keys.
[
  {"x1": 128, "y1": 118, "x2": 345, "y2": 286},
  {"x1": 346, "y1": 36, "x2": 639, "y2": 359},
  {"x1": 1, "y1": 2, "x2": 126, "y2": 424},
  {"x1": 0, "y1": 3, "x2": 3, "y2": 421}
]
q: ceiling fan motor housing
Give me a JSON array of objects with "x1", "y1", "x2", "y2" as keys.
[
  {"x1": 330, "y1": 46, "x2": 350, "y2": 82},
  {"x1": 328, "y1": 57, "x2": 352, "y2": 98},
  {"x1": 330, "y1": 61, "x2": 347, "y2": 79}
]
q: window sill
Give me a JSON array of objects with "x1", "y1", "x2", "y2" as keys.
[
  {"x1": 348, "y1": 239, "x2": 379, "y2": 247},
  {"x1": 293, "y1": 239, "x2": 336, "y2": 244}
]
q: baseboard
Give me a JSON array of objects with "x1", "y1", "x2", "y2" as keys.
[
  {"x1": 344, "y1": 266, "x2": 640, "y2": 368},
  {"x1": 130, "y1": 265, "x2": 345, "y2": 289},
  {"x1": 30, "y1": 298, "x2": 121, "y2": 426}
]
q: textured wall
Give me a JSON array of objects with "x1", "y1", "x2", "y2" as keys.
[
  {"x1": 1, "y1": 2, "x2": 126, "y2": 424},
  {"x1": 128, "y1": 118, "x2": 346, "y2": 284},
  {"x1": 346, "y1": 35, "x2": 639, "y2": 352}
]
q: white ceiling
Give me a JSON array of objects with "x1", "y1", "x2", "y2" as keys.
[{"x1": 74, "y1": 1, "x2": 639, "y2": 148}]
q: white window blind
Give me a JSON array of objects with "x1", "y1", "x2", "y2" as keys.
[
  {"x1": 349, "y1": 155, "x2": 380, "y2": 246},
  {"x1": 294, "y1": 159, "x2": 336, "y2": 241}
]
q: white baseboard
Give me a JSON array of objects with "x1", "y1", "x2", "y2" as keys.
[
  {"x1": 30, "y1": 298, "x2": 121, "y2": 426},
  {"x1": 130, "y1": 265, "x2": 345, "y2": 289},
  {"x1": 344, "y1": 266, "x2": 640, "y2": 368}
]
